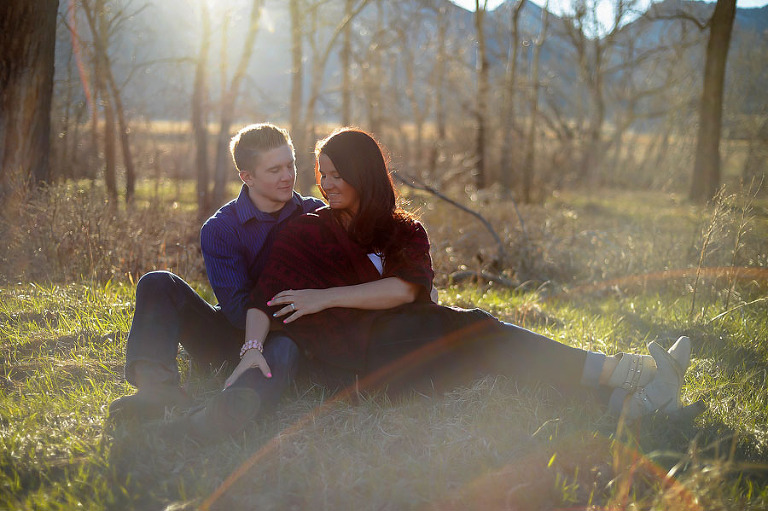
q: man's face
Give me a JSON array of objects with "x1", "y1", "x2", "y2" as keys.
[{"x1": 240, "y1": 144, "x2": 296, "y2": 213}]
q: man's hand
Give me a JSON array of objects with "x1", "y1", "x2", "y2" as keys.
[
  {"x1": 268, "y1": 289, "x2": 329, "y2": 324},
  {"x1": 225, "y1": 348, "x2": 272, "y2": 388}
]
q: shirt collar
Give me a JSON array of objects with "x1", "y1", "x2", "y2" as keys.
[{"x1": 234, "y1": 184, "x2": 301, "y2": 224}]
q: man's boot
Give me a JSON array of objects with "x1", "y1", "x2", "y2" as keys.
[
  {"x1": 109, "y1": 361, "x2": 192, "y2": 421},
  {"x1": 171, "y1": 387, "x2": 262, "y2": 442}
]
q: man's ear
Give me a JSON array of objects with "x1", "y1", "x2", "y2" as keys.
[{"x1": 239, "y1": 171, "x2": 251, "y2": 185}]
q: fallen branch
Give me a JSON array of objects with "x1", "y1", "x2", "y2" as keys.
[{"x1": 392, "y1": 170, "x2": 509, "y2": 265}]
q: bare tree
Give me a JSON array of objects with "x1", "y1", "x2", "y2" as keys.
[
  {"x1": 690, "y1": 0, "x2": 737, "y2": 203},
  {"x1": 291, "y1": 0, "x2": 369, "y2": 192},
  {"x1": 474, "y1": 0, "x2": 490, "y2": 190},
  {"x1": 0, "y1": 0, "x2": 58, "y2": 199},
  {"x1": 393, "y1": 2, "x2": 434, "y2": 172},
  {"x1": 356, "y1": 0, "x2": 386, "y2": 138},
  {"x1": 428, "y1": 1, "x2": 449, "y2": 178},
  {"x1": 521, "y1": 1, "x2": 548, "y2": 203},
  {"x1": 79, "y1": 0, "x2": 147, "y2": 203},
  {"x1": 192, "y1": 1, "x2": 212, "y2": 217},
  {"x1": 211, "y1": 0, "x2": 263, "y2": 208},
  {"x1": 499, "y1": 0, "x2": 526, "y2": 194},
  {"x1": 341, "y1": 0, "x2": 355, "y2": 126},
  {"x1": 81, "y1": 0, "x2": 117, "y2": 200},
  {"x1": 289, "y1": 0, "x2": 309, "y2": 189},
  {"x1": 558, "y1": 0, "x2": 640, "y2": 186},
  {"x1": 305, "y1": 0, "x2": 370, "y2": 136}
]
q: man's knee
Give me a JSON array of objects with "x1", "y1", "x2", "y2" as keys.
[
  {"x1": 264, "y1": 334, "x2": 300, "y2": 373},
  {"x1": 137, "y1": 270, "x2": 175, "y2": 293}
]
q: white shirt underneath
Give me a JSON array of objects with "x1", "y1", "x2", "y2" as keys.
[{"x1": 367, "y1": 253, "x2": 384, "y2": 275}]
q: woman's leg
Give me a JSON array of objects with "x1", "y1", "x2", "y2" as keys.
[
  {"x1": 366, "y1": 307, "x2": 594, "y2": 394},
  {"x1": 366, "y1": 306, "x2": 690, "y2": 418}
]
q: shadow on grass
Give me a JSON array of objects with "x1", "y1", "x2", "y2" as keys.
[{"x1": 101, "y1": 377, "x2": 768, "y2": 511}]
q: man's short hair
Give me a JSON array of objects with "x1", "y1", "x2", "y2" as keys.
[{"x1": 229, "y1": 123, "x2": 294, "y2": 173}]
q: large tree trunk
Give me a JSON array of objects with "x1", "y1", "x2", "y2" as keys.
[
  {"x1": 0, "y1": 0, "x2": 58, "y2": 199},
  {"x1": 690, "y1": 0, "x2": 737, "y2": 203}
]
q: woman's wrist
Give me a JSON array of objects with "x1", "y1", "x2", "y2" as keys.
[{"x1": 240, "y1": 339, "x2": 264, "y2": 359}]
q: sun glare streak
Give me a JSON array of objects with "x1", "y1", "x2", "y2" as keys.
[
  {"x1": 558, "y1": 267, "x2": 768, "y2": 302},
  {"x1": 200, "y1": 320, "x2": 497, "y2": 510}
]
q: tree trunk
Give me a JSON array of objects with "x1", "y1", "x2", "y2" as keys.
[
  {"x1": 212, "y1": 0, "x2": 262, "y2": 208},
  {"x1": 429, "y1": 4, "x2": 448, "y2": 178},
  {"x1": 192, "y1": 2, "x2": 212, "y2": 217},
  {"x1": 0, "y1": 0, "x2": 58, "y2": 199},
  {"x1": 522, "y1": 3, "x2": 548, "y2": 203},
  {"x1": 341, "y1": 0, "x2": 354, "y2": 126},
  {"x1": 500, "y1": 0, "x2": 525, "y2": 194},
  {"x1": 474, "y1": 0, "x2": 489, "y2": 189},
  {"x1": 106, "y1": 62, "x2": 136, "y2": 203},
  {"x1": 578, "y1": 37, "x2": 605, "y2": 186},
  {"x1": 690, "y1": 0, "x2": 737, "y2": 203},
  {"x1": 289, "y1": 0, "x2": 312, "y2": 193},
  {"x1": 96, "y1": 1, "x2": 117, "y2": 201}
]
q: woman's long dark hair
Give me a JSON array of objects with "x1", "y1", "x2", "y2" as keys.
[{"x1": 315, "y1": 127, "x2": 416, "y2": 265}]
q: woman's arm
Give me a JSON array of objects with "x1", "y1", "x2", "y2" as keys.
[
  {"x1": 269, "y1": 277, "x2": 420, "y2": 324},
  {"x1": 224, "y1": 308, "x2": 273, "y2": 387}
]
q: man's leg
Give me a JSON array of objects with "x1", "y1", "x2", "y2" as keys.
[
  {"x1": 111, "y1": 271, "x2": 240, "y2": 420},
  {"x1": 124, "y1": 271, "x2": 241, "y2": 384},
  {"x1": 172, "y1": 333, "x2": 301, "y2": 439}
]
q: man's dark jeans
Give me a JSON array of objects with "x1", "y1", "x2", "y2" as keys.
[{"x1": 124, "y1": 271, "x2": 298, "y2": 414}]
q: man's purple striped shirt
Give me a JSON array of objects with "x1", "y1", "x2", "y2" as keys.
[{"x1": 200, "y1": 185, "x2": 324, "y2": 329}]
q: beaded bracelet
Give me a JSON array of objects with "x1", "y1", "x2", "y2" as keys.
[{"x1": 240, "y1": 339, "x2": 264, "y2": 359}]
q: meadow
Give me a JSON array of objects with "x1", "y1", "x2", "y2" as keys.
[{"x1": 1, "y1": 178, "x2": 767, "y2": 510}]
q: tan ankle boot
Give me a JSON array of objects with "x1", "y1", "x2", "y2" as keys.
[
  {"x1": 608, "y1": 336, "x2": 691, "y2": 420},
  {"x1": 605, "y1": 353, "x2": 657, "y2": 391}
]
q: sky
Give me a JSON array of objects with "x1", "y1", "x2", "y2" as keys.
[{"x1": 450, "y1": 0, "x2": 768, "y2": 23}]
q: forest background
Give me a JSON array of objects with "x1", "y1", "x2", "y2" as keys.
[{"x1": 1, "y1": 0, "x2": 768, "y2": 509}]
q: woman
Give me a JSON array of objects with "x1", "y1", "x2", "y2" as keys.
[{"x1": 229, "y1": 127, "x2": 693, "y2": 427}]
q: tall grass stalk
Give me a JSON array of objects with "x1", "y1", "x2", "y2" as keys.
[
  {"x1": 724, "y1": 178, "x2": 762, "y2": 311},
  {"x1": 689, "y1": 186, "x2": 726, "y2": 321}
]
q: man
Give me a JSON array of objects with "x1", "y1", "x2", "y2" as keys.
[{"x1": 109, "y1": 123, "x2": 324, "y2": 426}]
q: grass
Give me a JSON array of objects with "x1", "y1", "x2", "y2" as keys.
[{"x1": 2, "y1": 183, "x2": 768, "y2": 509}]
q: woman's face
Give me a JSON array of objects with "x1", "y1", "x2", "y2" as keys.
[{"x1": 318, "y1": 153, "x2": 360, "y2": 215}]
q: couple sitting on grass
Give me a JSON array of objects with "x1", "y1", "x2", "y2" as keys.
[{"x1": 110, "y1": 123, "x2": 698, "y2": 440}]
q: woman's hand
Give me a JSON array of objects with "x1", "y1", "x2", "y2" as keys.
[
  {"x1": 268, "y1": 289, "x2": 329, "y2": 324},
  {"x1": 225, "y1": 348, "x2": 272, "y2": 388}
]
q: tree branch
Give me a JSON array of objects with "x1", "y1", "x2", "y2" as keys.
[{"x1": 391, "y1": 170, "x2": 517, "y2": 266}]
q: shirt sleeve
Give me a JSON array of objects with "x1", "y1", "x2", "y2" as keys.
[
  {"x1": 383, "y1": 221, "x2": 434, "y2": 302},
  {"x1": 200, "y1": 221, "x2": 250, "y2": 329}
]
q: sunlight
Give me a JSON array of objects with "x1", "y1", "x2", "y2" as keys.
[
  {"x1": 261, "y1": 5, "x2": 276, "y2": 33},
  {"x1": 199, "y1": 0, "x2": 275, "y2": 32}
]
